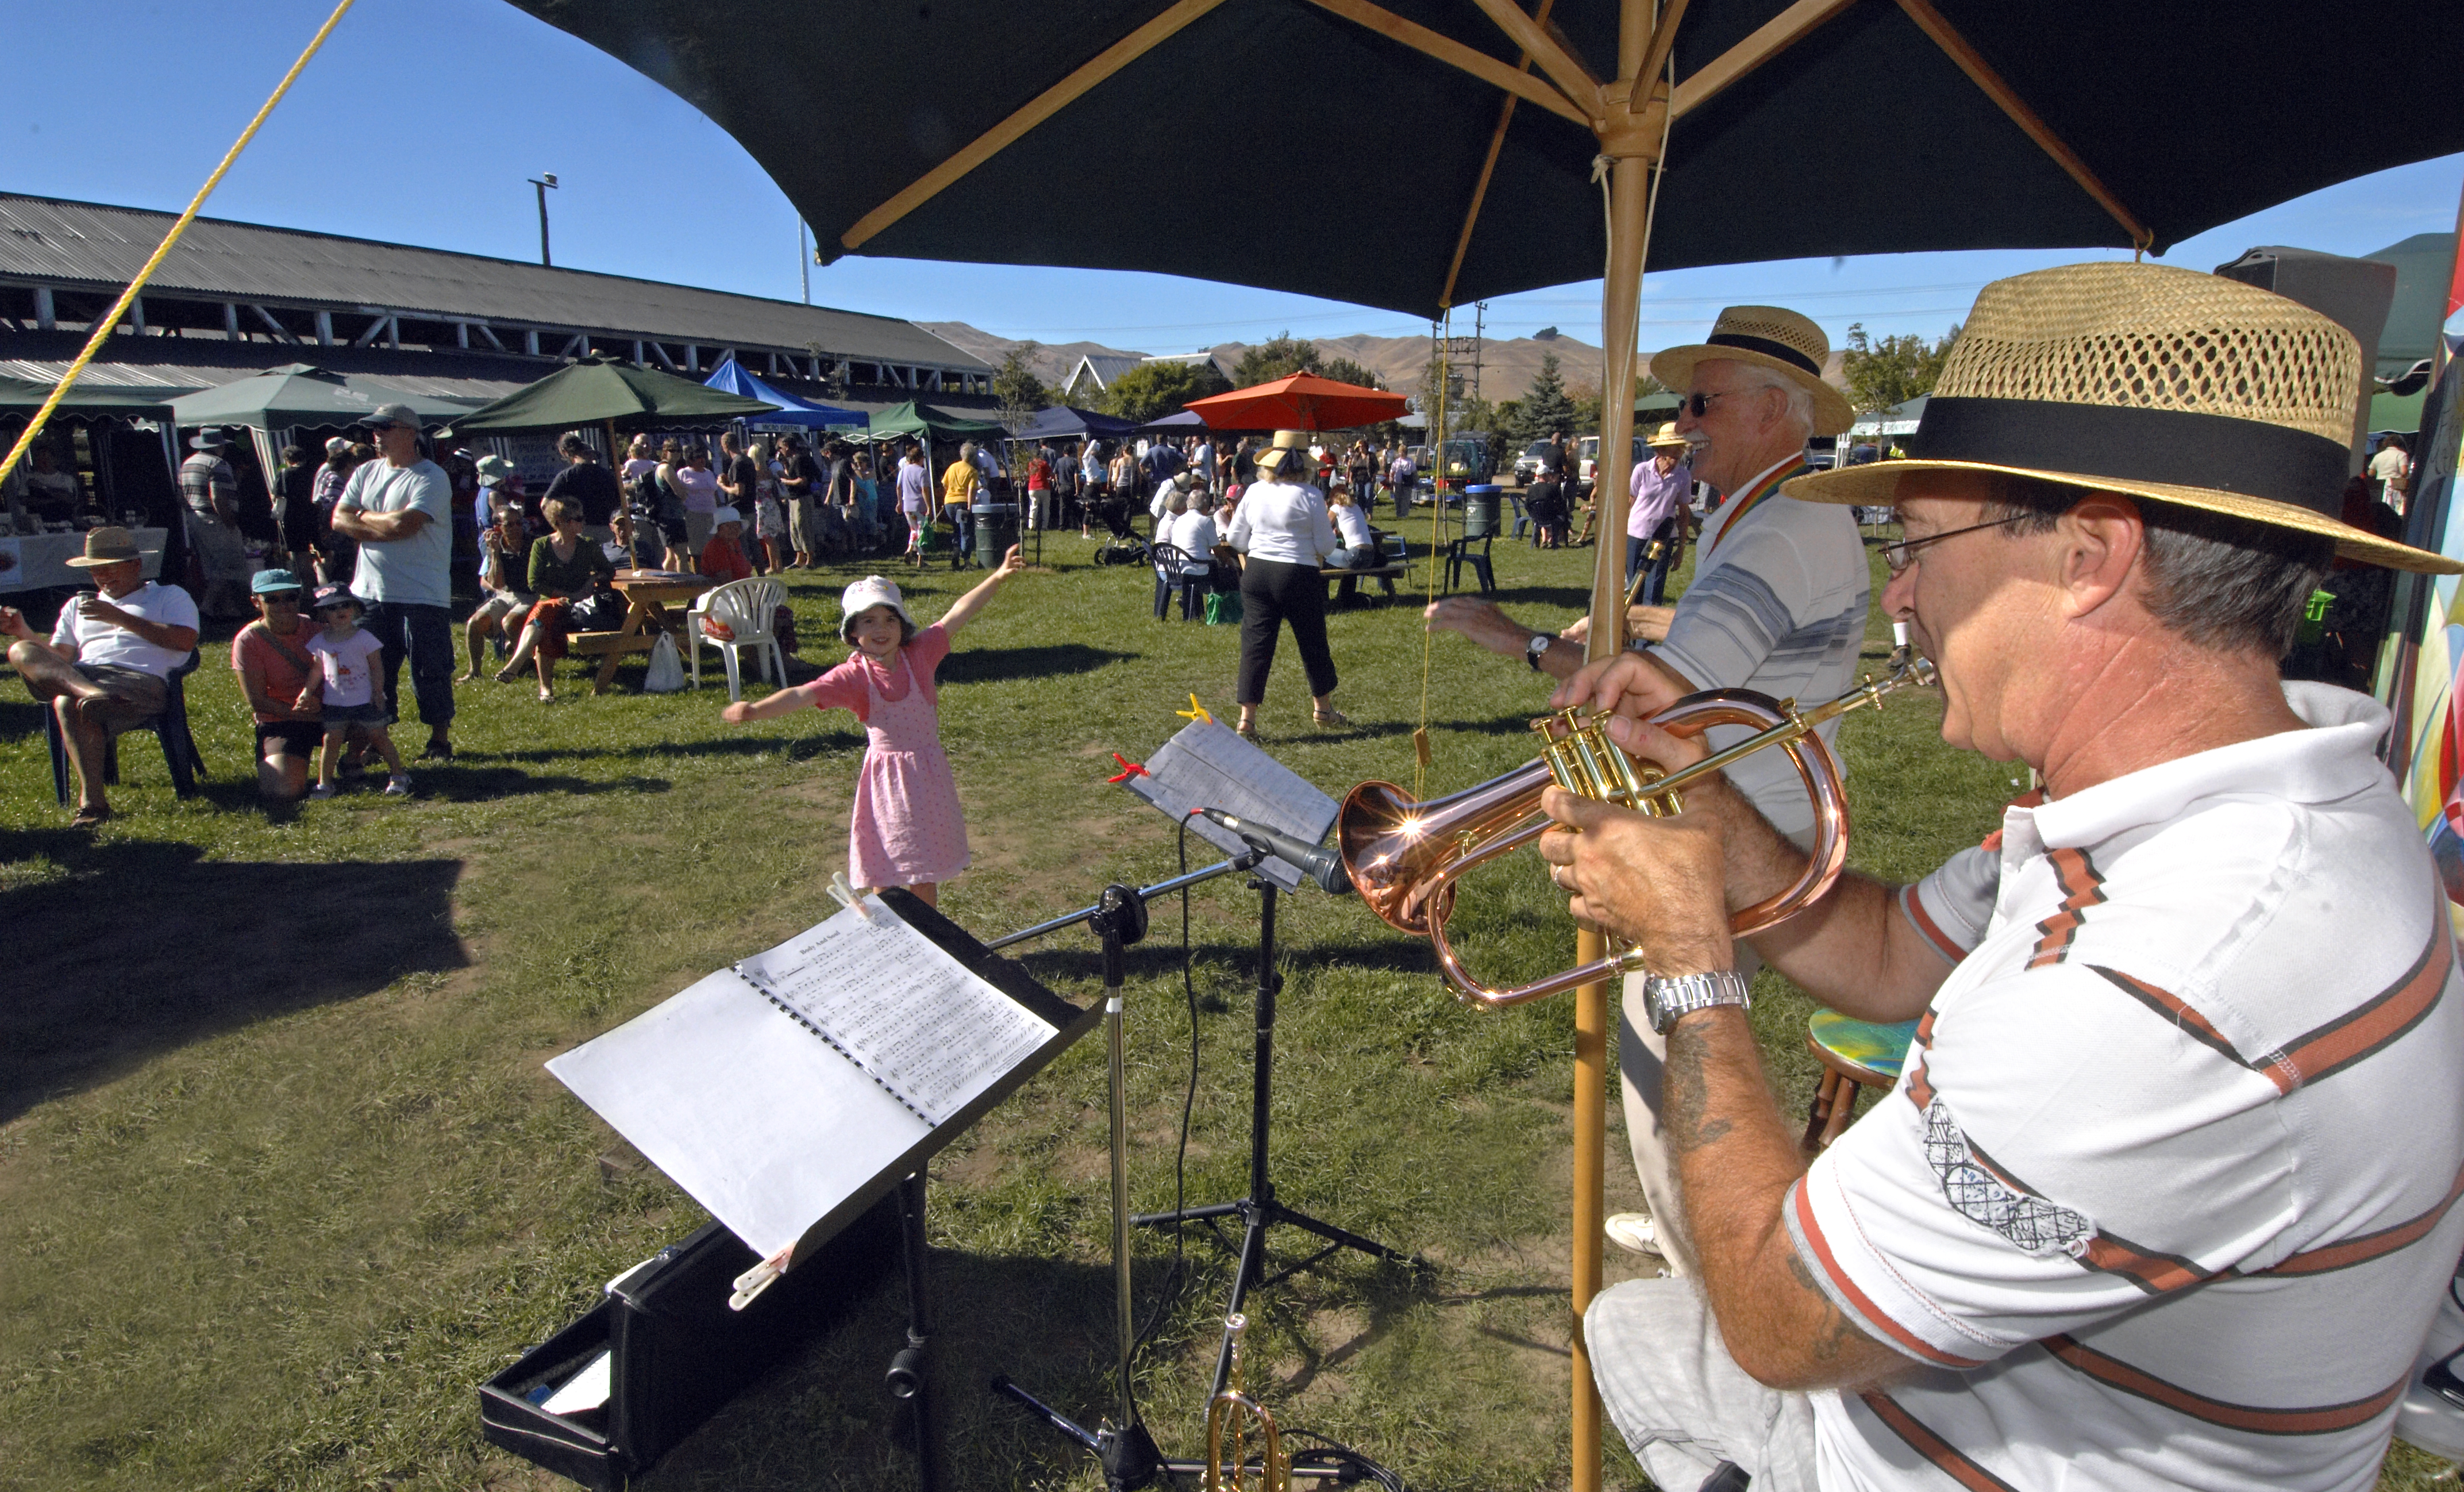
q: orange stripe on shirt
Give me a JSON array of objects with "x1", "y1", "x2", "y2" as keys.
[
  {"x1": 2087, "y1": 966, "x2": 2257, "y2": 1076},
  {"x1": 2277, "y1": 922, "x2": 2452, "y2": 1089},
  {"x1": 1899, "y1": 882, "x2": 1969, "y2": 964},
  {"x1": 2266, "y1": 1156, "x2": 2464, "y2": 1277},
  {"x1": 2026, "y1": 847, "x2": 2105, "y2": 969},
  {"x1": 1790, "y1": 1179, "x2": 1986, "y2": 1368},
  {"x1": 2042, "y1": 1335, "x2": 2407, "y2": 1434},
  {"x1": 1857, "y1": 1393, "x2": 2021, "y2": 1491}
]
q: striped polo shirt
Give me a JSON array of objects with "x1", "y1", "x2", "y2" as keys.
[
  {"x1": 1650, "y1": 456, "x2": 1870, "y2": 836},
  {"x1": 1793, "y1": 683, "x2": 2464, "y2": 1490}
]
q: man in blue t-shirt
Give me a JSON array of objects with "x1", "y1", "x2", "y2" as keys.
[{"x1": 333, "y1": 403, "x2": 457, "y2": 761}]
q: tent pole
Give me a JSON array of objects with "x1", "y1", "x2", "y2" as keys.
[{"x1": 1570, "y1": 5, "x2": 1668, "y2": 1489}]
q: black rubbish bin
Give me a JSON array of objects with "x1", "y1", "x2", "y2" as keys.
[
  {"x1": 971, "y1": 503, "x2": 1019, "y2": 568},
  {"x1": 1464, "y1": 484, "x2": 1502, "y2": 539}
]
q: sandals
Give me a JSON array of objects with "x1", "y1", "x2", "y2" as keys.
[
  {"x1": 68, "y1": 804, "x2": 111, "y2": 828},
  {"x1": 1234, "y1": 718, "x2": 1258, "y2": 740},
  {"x1": 1312, "y1": 707, "x2": 1352, "y2": 728}
]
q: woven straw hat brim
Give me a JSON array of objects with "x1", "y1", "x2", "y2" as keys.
[
  {"x1": 1786, "y1": 459, "x2": 2462, "y2": 575},
  {"x1": 1650, "y1": 344, "x2": 1854, "y2": 436}
]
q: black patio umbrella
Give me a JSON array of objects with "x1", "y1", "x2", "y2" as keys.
[{"x1": 504, "y1": 1, "x2": 2464, "y2": 1478}]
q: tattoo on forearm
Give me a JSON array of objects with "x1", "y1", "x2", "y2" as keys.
[
  {"x1": 1663, "y1": 1025, "x2": 1732, "y2": 1154},
  {"x1": 1787, "y1": 1250, "x2": 1873, "y2": 1366}
]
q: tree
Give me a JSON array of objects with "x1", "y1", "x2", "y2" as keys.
[
  {"x1": 1512, "y1": 352, "x2": 1581, "y2": 444},
  {"x1": 1231, "y1": 333, "x2": 1321, "y2": 387},
  {"x1": 1098, "y1": 359, "x2": 1230, "y2": 423},
  {"x1": 1318, "y1": 356, "x2": 1385, "y2": 391},
  {"x1": 1842, "y1": 322, "x2": 1960, "y2": 414},
  {"x1": 992, "y1": 343, "x2": 1051, "y2": 431}
]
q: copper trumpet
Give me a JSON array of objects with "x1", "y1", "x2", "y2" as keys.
[{"x1": 1338, "y1": 656, "x2": 1937, "y2": 1006}]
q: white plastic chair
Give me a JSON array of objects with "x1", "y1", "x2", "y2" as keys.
[{"x1": 687, "y1": 577, "x2": 788, "y2": 700}]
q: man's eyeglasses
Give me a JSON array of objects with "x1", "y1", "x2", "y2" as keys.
[
  {"x1": 1879, "y1": 515, "x2": 2032, "y2": 576},
  {"x1": 1680, "y1": 390, "x2": 1739, "y2": 417}
]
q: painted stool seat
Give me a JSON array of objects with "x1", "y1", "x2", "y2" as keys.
[{"x1": 1800, "y1": 1010, "x2": 1919, "y2": 1153}]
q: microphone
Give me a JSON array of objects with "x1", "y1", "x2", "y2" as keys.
[{"x1": 1193, "y1": 807, "x2": 1351, "y2": 895}]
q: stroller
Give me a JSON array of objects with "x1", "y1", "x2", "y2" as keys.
[{"x1": 1091, "y1": 495, "x2": 1148, "y2": 567}]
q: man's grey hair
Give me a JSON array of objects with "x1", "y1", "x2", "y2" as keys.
[
  {"x1": 1167, "y1": 490, "x2": 1189, "y2": 515},
  {"x1": 1981, "y1": 475, "x2": 2331, "y2": 656},
  {"x1": 1731, "y1": 366, "x2": 1816, "y2": 443}
]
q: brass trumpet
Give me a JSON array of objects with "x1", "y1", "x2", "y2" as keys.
[
  {"x1": 1204, "y1": 1313, "x2": 1286, "y2": 1492},
  {"x1": 1338, "y1": 656, "x2": 1938, "y2": 1006}
]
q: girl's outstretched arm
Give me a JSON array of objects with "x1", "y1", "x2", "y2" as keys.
[
  {"x1": 722, "y1": 680, "x2": 820, "y2": 724},
  {"x1": 937, "y1": 544, "x2": 1025, "y2": 637}
]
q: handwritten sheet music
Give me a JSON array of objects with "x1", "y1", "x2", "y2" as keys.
[
  {"x1": 1124, "y1": 719, "x2": 1339, "y2": 889},
  {"x1": 735, "y1": 898, "x2": 1056, "y2": 1126}
]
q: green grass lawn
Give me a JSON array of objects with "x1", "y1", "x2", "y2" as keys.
[{"x1": 0, "y1": 524, "x2": 2447, "y2": 1491}]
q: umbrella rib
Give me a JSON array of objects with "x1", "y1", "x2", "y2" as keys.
[
  {"x1": 841, "y1": 0, "x2": 1232, "y2": 251},
  {"x1": 1891, "y1": 0, "x2": 2150, "y2": 246},
  {"x1": 1466, "y1": 0, "x2": 1603, "y2": 114},
  {"x1": 1669, "y1": 0, "x2": 1855, "y2": 119},
  {"x1": 1440, "y1": 0, "x2": 1562, "y2": 312},
  {"x1": 1301, "y1": 0, "x2": 1593, "y2": 128}
]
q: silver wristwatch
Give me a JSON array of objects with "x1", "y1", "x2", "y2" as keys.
[
  {"x1": 1524, "y1": 630, "x2": 1551, "y2": 670},
  {"x1": 1643, "y1": 971, "x2": 1752, "y2": 1034}
]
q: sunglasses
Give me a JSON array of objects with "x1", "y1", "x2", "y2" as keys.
[
  {"x1": 260, "y1": 590, "x2": 304, "y2": 603},
  {"x1": 1680, "y1": 390, "x2": 1742, "y2": 417}
]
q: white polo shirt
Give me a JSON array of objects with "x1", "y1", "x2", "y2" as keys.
[
  {"x1": 1793, "y1": 683, "x2": 2464, "y2": 1491},
  {"x1": 50, "y1": 580, "x2": 198, "y2": 679},
  {"x1": 1652, "y1": 457, "x2": 1869, "y2": 835}
]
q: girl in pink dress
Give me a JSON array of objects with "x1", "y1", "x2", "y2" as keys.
[{"x1": 722, "y1": 547, "x2": 1025, "y2": 907}]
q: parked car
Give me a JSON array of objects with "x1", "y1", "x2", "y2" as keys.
[
  {"x1": 1512, "y1": 439, "x2": 1556, "y2": 485},
  {"x1": 1576, "y1": 434, "x2": 1647, "y2": 497}
]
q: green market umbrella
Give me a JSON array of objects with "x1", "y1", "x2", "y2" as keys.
[
  {"x1": 0, "y1": 375, "x2": 188, "y2": 419},
  {"x1": 168, "y1": 363, "x2": 473, "y2": 432},
  {"x1": 857, "y1": 399, "x2": 1006, "y2": 443},
  {"x1": 445, "y1": 359, "x2": 776, "y2": 435}
]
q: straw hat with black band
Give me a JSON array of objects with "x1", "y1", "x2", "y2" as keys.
[
  {"x1": 1254, "y1": 429, "x2": 1312, "y2": 478},
  {"x1": 1786, "y1": 261, "x2": 2460, "y2": 575},
  {"x1": 1646, "y1": 421, "x2": 1691, "y2": 450},
  {"x1": 1652, "y1": 306, "x2": 1855, "y2": 437},
  {"x1": 63, "y1": 526, "x2": 156, "y2": 568}
]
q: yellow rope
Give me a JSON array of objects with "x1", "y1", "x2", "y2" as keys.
[{"x1": 0, "y1": 0, "x2": 357, "y2": 489}]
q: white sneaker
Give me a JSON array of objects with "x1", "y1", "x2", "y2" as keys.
[
  {"x1": 309, "y1": 782, "x2": 337, "y2": 799},
  {"x1": 1605, "y1": 1212, "x2": 1663, "y2": 1257},
  {"x1": 383, "y1": 774, "x2": 414, "y2": 797}
]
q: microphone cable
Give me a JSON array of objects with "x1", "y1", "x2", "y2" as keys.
[{"x1": 1133, "y1": 817, "x2": 1204, "y2": 1359}]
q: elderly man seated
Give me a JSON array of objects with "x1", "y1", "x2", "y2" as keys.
[
  {"x1": 1, "y1": 526, "x2": 199, "y2": 826},
  {"x1": 1543, "y1": 263, "x2": 2464, "y2": 1492}
]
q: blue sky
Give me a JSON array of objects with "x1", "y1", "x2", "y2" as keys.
[{"x1": 14, "y1": 0, "x2": 2462, "y2": 356}]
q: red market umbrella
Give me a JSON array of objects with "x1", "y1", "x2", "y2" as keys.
[{"x1": 1184, "y1": 373, "x2": 1408, "y2": 433}]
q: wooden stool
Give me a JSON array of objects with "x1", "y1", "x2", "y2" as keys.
[{"x1": 1800, "y1": 1009, "x2": 1918, "y2": 1154}]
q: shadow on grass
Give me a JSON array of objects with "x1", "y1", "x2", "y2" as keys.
[
  {"x1": 0, "y1": 830, "x2": 468, "y2": 1124},
  {"x1": 939, "y1": 643, "x2": 1136, "y2": 686},
  {"x1": 462, "y1": 729, "x2": 864, "y2": 767}
]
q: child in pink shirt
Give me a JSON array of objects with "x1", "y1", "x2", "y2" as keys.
[
  {"x1": 300, "y1": 585, "x2": 410, "y2": 798},
  {"x1": 722, "y1": 546, "x2": 1025, "y2": 907}
]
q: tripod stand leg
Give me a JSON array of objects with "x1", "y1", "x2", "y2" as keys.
[
  {"x1": 1208, "y1": 1204, "x2": 1272, "y2": 1401},
  {"x1": 887, "y1": 1170, "x2": 941, "y2": 1491}
]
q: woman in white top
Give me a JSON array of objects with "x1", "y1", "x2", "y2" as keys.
[{"x1": 1222, "y1": 430, "x2": 1345, "y2": 737}]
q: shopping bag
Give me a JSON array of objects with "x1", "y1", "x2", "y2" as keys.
[
  {"x1": 642, "y1": 633, "x2": 687, "y2": 693},
  {"x1": 1204, "y1": 590, "x2": 1243, "y2": 625}
]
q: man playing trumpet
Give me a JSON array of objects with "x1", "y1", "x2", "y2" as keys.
[{"x1": 1541, "y1": 262, "x2": 2464, "y2": 1490}]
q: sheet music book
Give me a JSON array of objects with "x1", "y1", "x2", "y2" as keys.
[
  {"x1": 1121, "y1": 718, "x2": 1340, "y2": 890},
  {"x1": 546, "y1": 892, "x2": 1092, "y2": 1262}
]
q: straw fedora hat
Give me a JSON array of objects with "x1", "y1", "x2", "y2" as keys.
[
  {"x1": 1651, "y1": 306, "x2": 1854, "y2": 436},
  {"x1": 1787, "y1": 262, "x2": 2459, "y2": 575},
  {"x1": 1645, "y1": 421, "x2": 1690, "y2": 449},
  {"x1": 1254, "y1": 429, "x2": 1312, "y2": 475},
  {"x1": 63, "y1": 526, "x2": 154, "y2": 568}
]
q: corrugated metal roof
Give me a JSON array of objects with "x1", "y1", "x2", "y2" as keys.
[
  {"x1": 1063, "y1": 353, "x2": 1141, "y2": 391},
  {"x1": 0, "y1": 357, "x2": 528, "y2": 405},
  {"x1": 0, "y1": 194, "x2": 988, "y2": 371}
]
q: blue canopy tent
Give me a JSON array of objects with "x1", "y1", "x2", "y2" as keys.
[
  {"x1": 702, "y1": 357, "x2": 867, "y2": 429},
  {"x1": 1012, "y1": 405, "x2": 1138, "y2": 442}
]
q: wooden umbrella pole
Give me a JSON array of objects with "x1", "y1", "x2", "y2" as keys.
[{"x1": 1569, "y1": 5, "x2": 1670, "y2": 1488}]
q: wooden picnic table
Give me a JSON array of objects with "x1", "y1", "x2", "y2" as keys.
[{"x1": 571, "y1": 571, "x2": 715, "y2": 693}]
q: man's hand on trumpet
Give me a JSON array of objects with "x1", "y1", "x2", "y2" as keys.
[{"x1": 1536, "y1": 711, "x2": 1734, "y2": 975}]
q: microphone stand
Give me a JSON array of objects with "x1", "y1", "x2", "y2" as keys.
[
  {"x1": 986, "y1": 852, "x2": 1262, "y2": 1491},
  {"x1": 1130, "y1": 862, "x2": 1421, "y2": 1405}
]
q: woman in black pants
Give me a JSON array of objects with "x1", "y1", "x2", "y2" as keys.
[{"x1": 1223, "y1": 431, "x2": 1346, "y2": 738}]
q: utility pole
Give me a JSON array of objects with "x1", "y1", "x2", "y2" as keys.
[
  {"x1": 1472, "y1": 300, "x2": 1487, "y2": 403},
  {"x1": 528, "y1": 173, "x2": 559, "y2": 267},
  {"x1": 799, "y1": 220, "x2": 812, "y2": 304}
]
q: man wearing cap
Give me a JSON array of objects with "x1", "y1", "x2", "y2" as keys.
[
  {"x1": 1432, "y1": 305, "x2": 1870, "y2": 1267},
  {"x1": 180, "y1": 430, "x2": 253, "y2": 620},
  {"x1": 1542, "y1": 263, "x2": 2464, "y2": 1492},
  {"x1": 330, "y1": 403, "x2": 455, "y2": 760},
  {"x1": 1628, "y1": 422, "x2": 1695, "y2": 605},
  {"x1": 1, "y1": 527, "x2": 199, "y2": 825}
]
